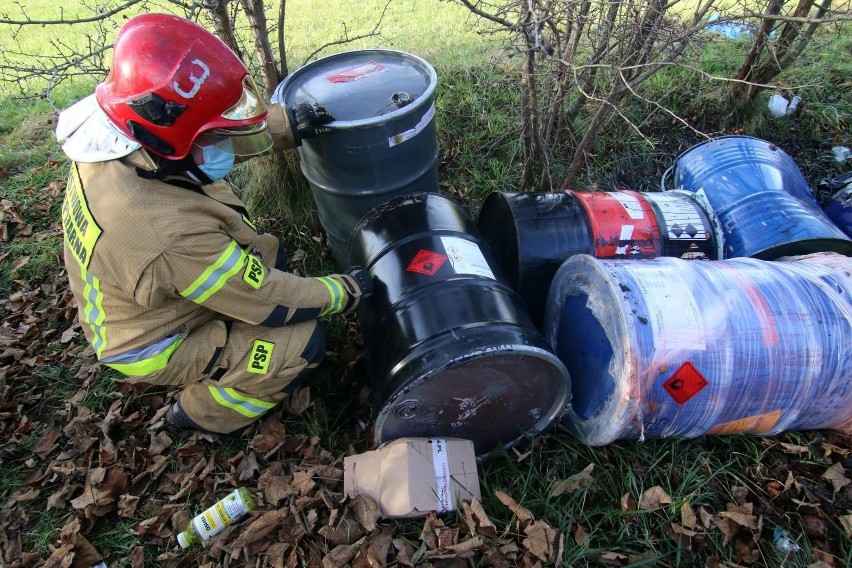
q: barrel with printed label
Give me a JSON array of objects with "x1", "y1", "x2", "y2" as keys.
[
  {"x1": 543, "y1": 252, "x2": 852, "y2": 446},
  {"x1": 274, "y1": 50, "x2": 440, "y2": 267},
  {"x1": 665, "y1": 135, "x2": 852, "y2": 259},
  {"x1": 477, "y1": 190, "x2": 720, "y2": 324},
  {"x1": 348, "y1": 192, "x2": 571, "y2": 455}
]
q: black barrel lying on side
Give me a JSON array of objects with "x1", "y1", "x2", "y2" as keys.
[{"x1": 348, "y1": 192, "x2": 571, "y2": 455}]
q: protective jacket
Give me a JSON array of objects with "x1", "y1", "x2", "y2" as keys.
[{"x1": 62, "y1": 131, "x2": 357, "y2": 380}]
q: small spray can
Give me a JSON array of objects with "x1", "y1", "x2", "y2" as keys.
[{"x1": 177, "y1": 487, "x2": 256, "y2": 549}]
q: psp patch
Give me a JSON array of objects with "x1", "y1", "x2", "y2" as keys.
[
  {"x1": 243, "y1": 255, "x2": 265, "y2": 289},
  {"x1": 247, "y1": 339, "x2": 275, "y2": 374}
]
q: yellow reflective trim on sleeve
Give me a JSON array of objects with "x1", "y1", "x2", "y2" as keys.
[
  {"x1": 208, "y1": 386, "x2": 276, "y2": 418},
  {"x1": 82, "y1": 270, "x2": 107, "y2": 357},
  {"x1": 247, "y1": 339, "x2": 274, "y2": 374},
  {"x1": 241, "y1": 215, "x2": 256, "y2": 230},
  {"x1": 315, "y1": 276, "x2": 344, "y2": 316},
  {"x1": 180, "y1": 241, "x2": 248, "y2": 304},
  {"x1": 242, "y1": 254, "x2": 265, "y2": 289},
  {"x1": 105, "y1": 337, "x2": 184, "y2": 376}
]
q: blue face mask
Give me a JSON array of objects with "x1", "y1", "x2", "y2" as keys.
[{"x1": 197, "y1": 144, "x2": 235, "y2": 182}]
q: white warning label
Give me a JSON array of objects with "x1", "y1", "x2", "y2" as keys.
[
  {"x1": 630, "y1": 267, "x2": 706, "y2": 352},
  {"x1": 645, "y1": 193, "x2": 707, "y2": 240},
  {"x1": 612, "y1": 192, "x2": 645, "y2": 220},
  {"x1": 440, "y1": 237, "x2": 495, "y2": 279}
]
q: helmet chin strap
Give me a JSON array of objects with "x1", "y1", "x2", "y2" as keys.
[{"x1": 135, "y1": 153, "x2": 214, "y2": 185}]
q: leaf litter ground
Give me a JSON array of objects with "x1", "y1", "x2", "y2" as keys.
[{"x1": 1, "y1": 146, "x2": 851, "y2": 568}]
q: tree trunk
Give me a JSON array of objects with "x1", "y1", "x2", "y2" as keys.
[
  {"x1": 239, "y1": 0, "x2": 281, "y2": 95},
  {"x1": 209, "y1": 0, "x2": 242, "y2": 59},
  {"x1": 720, "y1": 0, "x2": 783, "y2": 112}
]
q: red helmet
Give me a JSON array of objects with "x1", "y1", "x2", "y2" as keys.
[{"x1": 96, "y1": 13, "x2": 271, "y2": 160}]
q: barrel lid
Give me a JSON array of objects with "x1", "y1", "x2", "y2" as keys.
[{"x1": 274, "y1": 49, "x2": 437, "y2": 127}]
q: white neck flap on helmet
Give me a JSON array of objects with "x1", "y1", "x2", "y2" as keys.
[{"x1": 56, "y1": 94, "x2": 141, "y2": 163}]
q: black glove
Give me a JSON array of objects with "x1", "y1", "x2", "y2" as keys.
[
  {"x1": 334, "y1": 267, "x2": 373, "y2": 314},
  {"x1": 293, "y1": 101, "x2": 335, "y2": 139},
  {"x1": 346, "y1": 267, "x2": 374, "y2": 298}
]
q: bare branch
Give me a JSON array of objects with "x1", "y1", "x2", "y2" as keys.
[
  {"x1": 0, "y1": 0, "x2": 143, "y2": 26},
  {"x1": 300, "y1": 0, "x2": 392, "y2": 65},
  {"x1": 456, "y1": 0, "x2": 515, "y2": 29}
]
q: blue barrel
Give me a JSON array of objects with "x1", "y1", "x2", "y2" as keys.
[
  {"x1": 666, "y1": 136, "x2": 852, "y2": 259},
  {"x1": 824, "y1": 184, "x2": 852, "y2": 238},
  {"x1": 274, "y1": 50, "x2": 440, "y2": 267},
  {"x1": 544, "y1": 252, "x2": 852, "y2": 446}
]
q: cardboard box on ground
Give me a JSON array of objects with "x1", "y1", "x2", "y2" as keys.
[{"x1": 344, "y1": 438, "x2": 481, "y2": 518}]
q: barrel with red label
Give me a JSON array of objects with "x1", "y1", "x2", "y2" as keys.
[
  {"x1": 543, "y1": 252, "x2": 852, "y2": 446},
  {"x1": 348, "y1": 192, "x2": 571, "y2": 455},
  {"x1": 477, "y1": 190, "x2": 720, "y2": 324}
]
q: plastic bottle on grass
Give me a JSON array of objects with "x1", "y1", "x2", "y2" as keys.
[{"x1": 177, "y1": 487, "x2": 256, "y2": 549}]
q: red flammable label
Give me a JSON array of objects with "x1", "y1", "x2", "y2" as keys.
[
  {"x1": 663, "y1": 361, "x2": 708, "y2": 404},
  {"x1": 407, "y1": 249, "x2": 447, "y2": 276}
]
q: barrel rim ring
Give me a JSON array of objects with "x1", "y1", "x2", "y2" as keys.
[{"x1": 276, "y1": 48, "x2": 438, "y2": 130}]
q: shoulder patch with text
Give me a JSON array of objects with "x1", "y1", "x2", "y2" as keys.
[{"x1": 243, "y1": 255, "x2": 265, "y2": 289}]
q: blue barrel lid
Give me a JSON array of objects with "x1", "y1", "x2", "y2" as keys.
[{"x1": 273, "y1": 49, "x2": 437, "y2": 128}]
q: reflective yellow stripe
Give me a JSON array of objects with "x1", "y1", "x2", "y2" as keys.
[
  {"x1": 315, "y1": 276, "x2": 344, "y2": 316},
  {"x1": 241, "y1": 214, "x2": 256, "y2": 230},
  {"x1": 208, "y1": 387, "x2": 276, "y2": 418},
  {"x1": 82, "y1": 270, "x2": 107, "y2": 357},
  {"x1": 105, "y1": 337, "x2": 184, "y2": 376},
  {"x1": 180, "y1": 241, "x2": 247, "y2": 304}
]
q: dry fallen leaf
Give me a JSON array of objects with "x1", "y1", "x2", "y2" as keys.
[
  {"x1": 574, "y1": 523, "x2": 589, "y2": 546},
  {"x1": 550, "y1": 463, "x2": 594, "y2": 497},
  {"x1": 839, "y1": 514, "x2": 852, "y2": 538},
  {"x1": 462, "y1": 498, "x2": 497, "y2": 539},
  {"x1": 287, "y1": 386, "x2": 312, "y2": 415},
  {"x1": 669, "y1": 522, "x2": 697, "y2": 537},
  {"x1": 523, "y1": 521, "x2": 562, "y2": 563},
  {"x1": 352, "y1": 494, "x2": 381, "y2": 532},
  {"x1": 639, "y1": 486, "x2": 672, "y2": 509},
  {"x1": 719, "y1": 509, "x2": 759, "y2": 530},
  {"x1": 822, "y1": 463, "x2": 851, "y2": 493},
  {"x1": 681, "y1": 500, "x2": 698, "y2": 530},
  {"x1": 322, "y1": 542, "x2": 359, "y2": 568},
  {"x1": 779, "y1": 442, "x2": 810, "y2": 454},
  {"x1": 821, "y1": 443, "x2": 849, "y2": 459},
  {"x1": 495, "y1": 491, "x2": 534, "y2": 523}
]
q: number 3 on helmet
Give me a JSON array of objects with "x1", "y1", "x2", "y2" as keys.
[{"x1": 96, "y1": 13, "x2": 273, "y2": 161}]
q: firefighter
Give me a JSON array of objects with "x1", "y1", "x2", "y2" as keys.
[{"x1": 55, "y1": 13, "x2": 372, "y2": 434}]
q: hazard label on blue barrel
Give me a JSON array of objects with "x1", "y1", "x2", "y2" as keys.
[{"x1": 663, "y1": 361, "x2": 708, "y2": 404}]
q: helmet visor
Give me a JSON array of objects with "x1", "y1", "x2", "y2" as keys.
[{"x1": 194, "y1": 120, "x2": 273, "y2": 158}]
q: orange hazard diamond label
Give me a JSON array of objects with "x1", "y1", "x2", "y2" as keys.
[
  {"x1": 407, "y1": 249, "x2": 447, "y2": 276},
  {"x1": 663, "y1": 361, "x2": 708, "y2": 404}
]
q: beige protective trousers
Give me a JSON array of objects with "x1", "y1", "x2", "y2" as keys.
[{"x1": 140, "y1": 317, "x2": 325, "y2": 433}]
